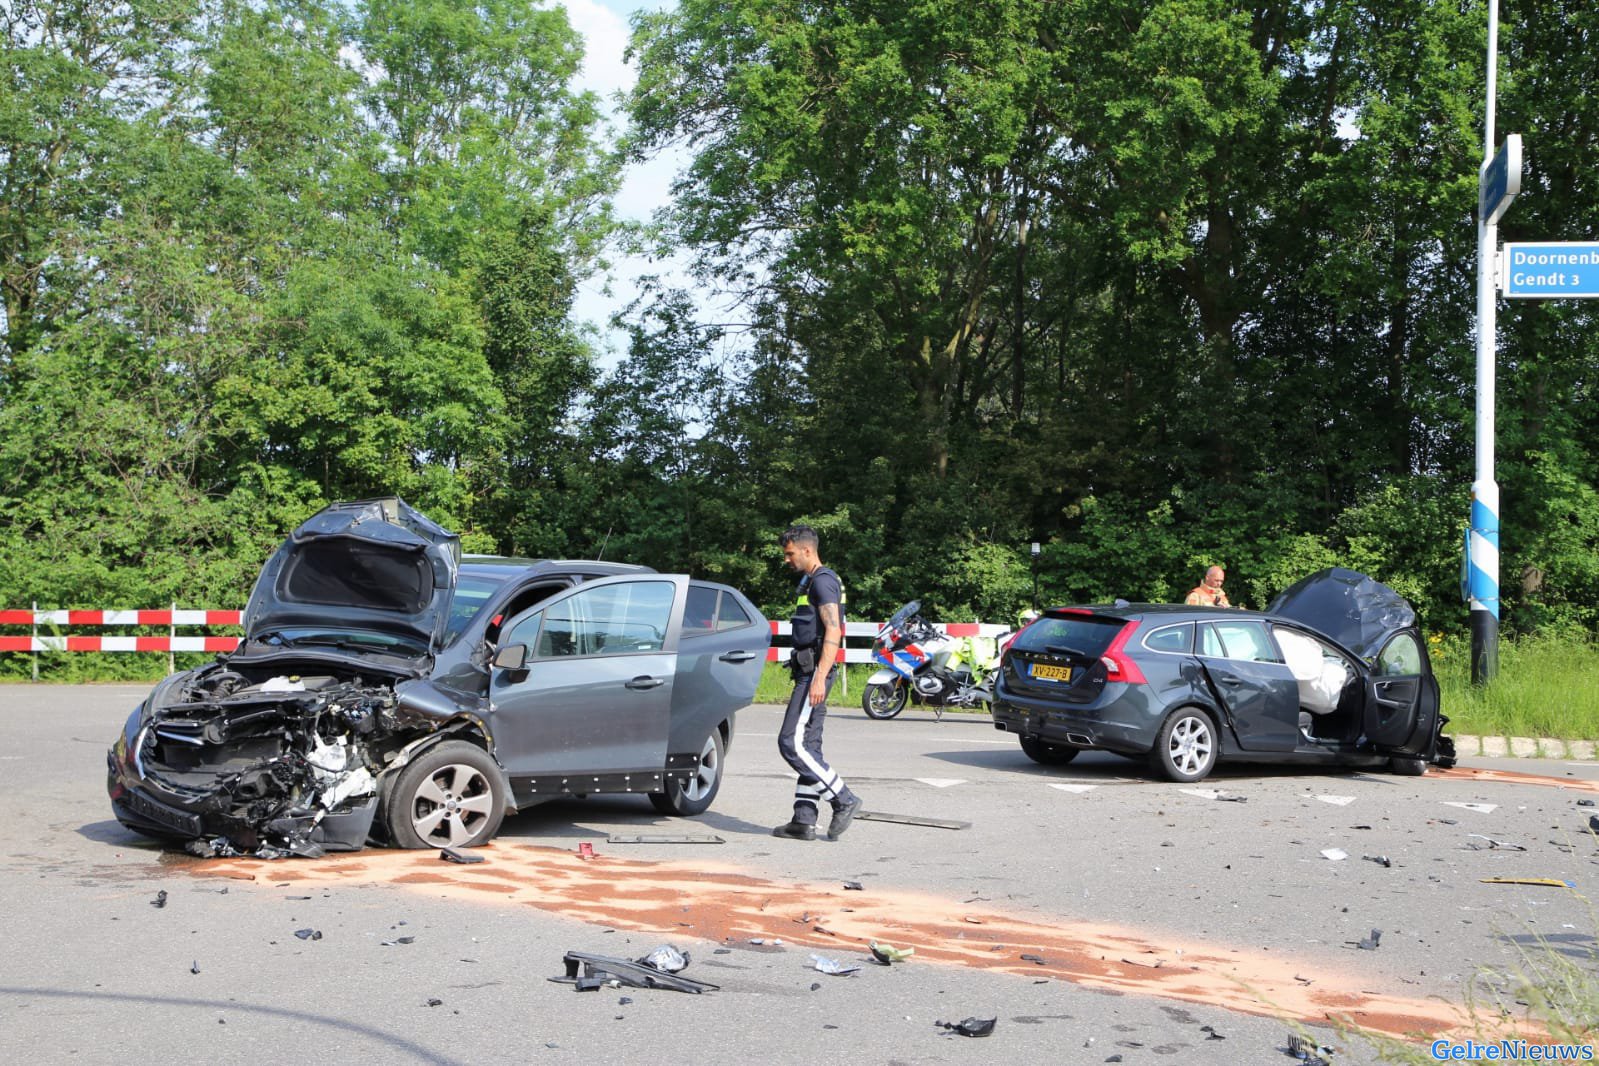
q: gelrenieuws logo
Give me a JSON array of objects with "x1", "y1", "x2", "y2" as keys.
[{"x1": 1431, "y1": 1041, "x2": 1594, "y2": 1062}]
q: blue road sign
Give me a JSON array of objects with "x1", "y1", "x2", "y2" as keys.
[
  {"x1": 1501, "y1": 243, "x2": 1599, "y2": 298},
  {"x1": 1479, "y1": 135, "x2": 1521, "y2": 224}
]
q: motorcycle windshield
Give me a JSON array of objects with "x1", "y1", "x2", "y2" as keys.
[{"x1": 886, "y1": 600, "x2": 921, "y2": 630}]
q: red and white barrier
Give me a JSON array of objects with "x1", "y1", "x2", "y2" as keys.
[
  {"x1": 0, "y1": 609, "x2": 244, "y2": 653},
  {"x1": 764, "y1": 620, "x2": 1013, "y2": 663},
  {"x1": 0, "y1": 610, "x2": 1010, "y2": 659}
]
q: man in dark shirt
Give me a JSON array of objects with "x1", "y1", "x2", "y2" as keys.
[{"x1": 772, "y1": 525, "x2": 862, "y2": 841}]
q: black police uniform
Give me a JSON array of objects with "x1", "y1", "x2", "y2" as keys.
[{"x1": 777, "y1": 566, "x2": 858, "y2": 827}]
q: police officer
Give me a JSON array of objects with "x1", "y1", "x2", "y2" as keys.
[{"x1": 772, "y1": 525, "x2": 863, "y2": 841}]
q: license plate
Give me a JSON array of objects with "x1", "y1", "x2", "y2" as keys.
[
  {"x1": 1029, "y1": 662, "x2": 1073, "y2": 683},
  {"x1": 126, "y1": 789, "x2": 202, "y2": 836}
]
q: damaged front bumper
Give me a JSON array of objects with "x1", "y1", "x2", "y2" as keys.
[{"x1": 106, "y1": 666, "x2": 413, "y2": 858}]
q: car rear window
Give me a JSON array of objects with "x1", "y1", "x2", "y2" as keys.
[
  {"x1": 281, "y1": 542, "x2": 432, "y2": 613},
  {"x1": 1010, "y1": 614, "x2": 1125, "y2": 657}
]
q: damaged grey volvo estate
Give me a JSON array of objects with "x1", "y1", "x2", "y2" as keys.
[{"x1": 107, "y1": 499, "x2": 770, "y2": 857}]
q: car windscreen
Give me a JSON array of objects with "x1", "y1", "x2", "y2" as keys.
[
  {"x1": 1010, "y1": 614, "x2": 1125, "y2": 657},
  {"x1": 280, "y1": 540, "x2": 432, "y2": 612},
  {"x1": 443, "y1": 571, "x2": 513, "y2": 644}
]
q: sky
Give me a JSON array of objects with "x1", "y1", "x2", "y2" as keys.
[{"x1": 560, "y1": 0, "x2": 691, "y2": 366}]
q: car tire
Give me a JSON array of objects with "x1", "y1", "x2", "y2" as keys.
[
  {"x1": 383, "y1": 740, "x2": 507, "y2": 849},
  {"x1": 1150, "y1": 708, "x2": 1218, "y2": 783},
  {"x1": 650, "y1": 729, "x2": 724, "y2": 816},
  {"x1": 1389, "y1": 755, "x2": 1427, "y2": 777},
  {"x1": 862, "y1": 681, "x2": 908, "y2": 719},
  {"x1": 1019, "y1": 735, "x2": 1081, "y2": 766}
]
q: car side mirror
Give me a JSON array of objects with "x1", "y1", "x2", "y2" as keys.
[{"x1": 492, "y1": 644, "x2": 529, "y2": 670}]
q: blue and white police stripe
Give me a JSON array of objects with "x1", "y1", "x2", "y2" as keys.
[{"x1": 1468, "y1": 481, "x2": 1500, "y2": 618}]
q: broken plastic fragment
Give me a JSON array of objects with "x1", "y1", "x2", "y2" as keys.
[
  {"x1": 1320, "y1": 848, "x2": 1348, "y2": 861},
  {"x1": 1467, "y1": 833, "x2": 1526, "y2": 851},
  {"x1": 151, "y1": 890, "x2": 168, "y2": 909},
  {"x1": 190, "y1": 961, "x2": 200, "y2": 974},
  {"x1": 186, "y1": 837, "x2": 237, "y2": 858},
  {"x1": 1019, "y1": 953, "x2": 1046, "y2": 965},
  {"x1": 1480, "y1": 877, "x2": 1577, "y2": 889},
  {"x1": 869, "y1": 941, "x2": 914, "y2": 964},
  {"x1": 554, "y1": 950, "x2": 719, "y2": 993},
  {"x1": 293, "y1": 928, "x2": 322, "y2": 941},
  {"x1": 1287, "y1": 1034, "x2": 1335, "y2": 1064},
  {"x1": 440, "y1": 847, "x2": 485, "y2": 864},
  {"x1": 842, "y1": 881, "x2": 864, "y2": 891},
  {"x1": 426, "y1": 998, "x2": 443, "y2": 1007},
  {"x1": 810, "y1": 954, "x2": 860, "y2": 976},
  {"x1": 382, "y1": 936, "x2": 416, "y2": 946},
  {"x1": 936, "y1": 1017, "x2": 996, "y2": 1038},
  {"x1": 638, "y1": 945, "x2": 689, "y2": 973},
  {"x1": 1353, "y1": 929, "x2": 1382, "y2": 950},
  {"x1": 1362, "y1": 854, "x2": 1391, "y2": 868},
  {"x1": 1200, "y1": 1024, "x2": 1225, "y2": 1040}
]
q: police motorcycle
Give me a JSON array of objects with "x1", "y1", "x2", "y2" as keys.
[{"x1": 861, "y1": 600, "x2": 1008, "y2": 720}]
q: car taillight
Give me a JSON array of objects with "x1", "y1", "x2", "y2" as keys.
[{"x1": 1100, "y1": 621, "x2": 1147, "y2": 684}]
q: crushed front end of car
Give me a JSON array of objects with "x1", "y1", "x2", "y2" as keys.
[
  {"x1": 106, "y1": 497, "x2": 466, "y2": 857},
  {"x1": 108, "y1": 666, "x2": 405, "y2": 857}
]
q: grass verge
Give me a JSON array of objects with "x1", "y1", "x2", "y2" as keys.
[{"x1": 1434, "y1": 633, "x2": 1599, "y2": 741}]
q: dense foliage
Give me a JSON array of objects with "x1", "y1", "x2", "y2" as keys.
[{"x1": 2, "y1": 0, "x2": 1597, "y2": 664}]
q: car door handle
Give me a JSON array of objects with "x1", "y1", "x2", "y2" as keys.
[
  {"x1": 1219, "y1": 677, "x2": 1243, "y2": 686},
  {"x1": 625, "y1": 676, "x2": 666, "y2": 690},
  {"x1": 718, "y1": 651, "x2": 757, "y2": 663}
]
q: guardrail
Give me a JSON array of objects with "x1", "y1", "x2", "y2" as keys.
[{"x1": 1, "y1": 610, "x2": 1014, "y2": 683}]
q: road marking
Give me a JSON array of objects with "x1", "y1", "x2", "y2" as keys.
[
  {"x1": 1179, "y1": 788, "x2": 1221, "y2": 800},
  {"x1": 916, "y1": 778, "x2": 966, "y2": 788},
  {"x1": 1048, "y1": 783, "x2": 1098, "y2": 794},
  {"x1": 1443, "y1": 801, "x2": 1498, "y2": 814},
  {"x1": 1308, "y1": 794, "x2": 1356, "y2": 806}
]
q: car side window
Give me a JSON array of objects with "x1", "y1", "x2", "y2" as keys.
[
  {"x1": 717, "y1": 593, "x2": 752, "y2": 631},
  {"x1": 532, "y1": 580, "x2": 676, "y2": 658},
  {"x1": 1143, "y1": 623, "x2": 1192, "y2": 654},
  {"x1": 502, "y1": 611, "x2": 542, "y2": 652},
  {"x1": 1207, "y1": 621, "x2": 1281, "y2": 663},
  {"x1": 1374, "y1": 632, "x2": 1423, "y2": 677},
  {"x1": 683, "y1": 585, "x2": 719, "y2": 638}
]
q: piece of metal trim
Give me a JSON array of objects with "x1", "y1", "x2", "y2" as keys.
[
  {"x1": 605, "y1": 834, "x2": 725, "y2": 844},
  {"x1": 855, "y1": 810, "x2": 969, "y2": 830}
]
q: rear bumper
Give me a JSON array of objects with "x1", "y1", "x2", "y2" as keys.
[{"x1": 990, "y1": 698, "x2": 1153, "y2": 755}]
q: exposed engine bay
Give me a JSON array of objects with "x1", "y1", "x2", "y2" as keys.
[{"x1": 138, "y1": 664, "x2": 421, "y2": 858}]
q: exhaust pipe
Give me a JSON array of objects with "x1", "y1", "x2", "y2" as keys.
[{"x1": 1065, "y1": 733, "x2": 1092, "y2": 746}]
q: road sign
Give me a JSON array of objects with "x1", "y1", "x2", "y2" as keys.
[
  {"x1": 1479, "y1": 134, "x2": 1521, "y2": 224},
  {"x1": 1501, "y1": 242, "x2": 1599, "y2": 298}
]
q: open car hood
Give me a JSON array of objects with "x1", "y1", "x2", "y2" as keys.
[
  {"x1": 242, "y1": 498, "x2": 461, "y2": 653},
  {"x1": 1267, "y1": 567, "x2": 1416, "y2": 662}
]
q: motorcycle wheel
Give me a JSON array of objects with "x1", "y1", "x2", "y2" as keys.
[{"x1": 862, "y1": 680, "x2": 909, "y2": 719}]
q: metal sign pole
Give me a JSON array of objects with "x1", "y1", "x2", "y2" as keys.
[{"x1": 1469, "y1": 0, "x2": 1504, "y2": 684}]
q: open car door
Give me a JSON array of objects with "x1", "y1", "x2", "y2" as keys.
[
  {"x1": 1363, "y1": 630, "x2": 1441, "y2": 754},
  {"x1": 486, "y1": 574, "x2": 686, "y2": 801}
]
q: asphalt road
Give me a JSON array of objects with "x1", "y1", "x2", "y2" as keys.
[{"x1": 3, "y1": 685, "x2": 1597, "y2": 1065}]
